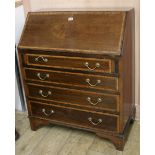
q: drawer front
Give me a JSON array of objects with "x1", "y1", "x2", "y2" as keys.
[
  {"x1": 29, "y1": 101, "x2": 118, "y2": 132},
  {"x1": 24, "y1": 54, "x2": 114, "y2": 73},
  {"x1": 27, "y1": 83, "x2": 119, "y2": 112},
  {"x1": 24, "y1": 68, "x2": 118, "y2": 91}
]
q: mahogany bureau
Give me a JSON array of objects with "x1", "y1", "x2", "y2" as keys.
[{"x1": 18, "y1": 10, "x2": 135, "y2": 151}]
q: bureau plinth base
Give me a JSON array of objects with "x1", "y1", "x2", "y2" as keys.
[
  {"x1": 96, "y1": 132, "x2": 125, "y2": 151},
  {"x1": 130, "y1": 106, "x2": 136, "y2": 124},
  {"x1": 29, "y1": 117, "x2": 125, "y2": 151},
  {"x1": 29, "y1": 117, "x2": 51, "y2": 131},
  {"x1": 29, "y1": 116, "x2": 125, "y2": 151},
  {"x1": 29, "y1": 109, "x2": 135, "y2": 151},
  {"x1": 96, "y1": 113, "x2": 135, "y2": 151}
]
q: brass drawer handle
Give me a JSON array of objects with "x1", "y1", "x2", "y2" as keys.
[
  {"x1": 35, "y1": 56, "x2": 48, "y2": 62},
  {"x1": 86, "y1": 79, "x2": 101, "y2": 87},
  {"x1": 39, "y1": 90, "x2": 51, "y2": 98},
  {"x1": 87, "y1": 97, "x2": 102, "y2": 105},
  {"x1": 42, "y1": 108, "x2": 54, "y2": 116},
  {"x1": 88, "y1": 117, "x2": 102, "y2": 126},
  {"x1": 84, "y1": 62, "x2": 100, "y2": 71},
  {"x1": 37, "y1": 73, "x2": 49, "y2": 80}
]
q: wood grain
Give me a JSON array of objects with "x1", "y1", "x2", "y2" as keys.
[
  {"x1": 18, "y1": 11, "x2": 126, "y2": 55},
  {"x1": 29, "y1": 101, "x2": 119, "y2": 132},
  {"x1": 24, "y1": 53, "x2": 114, "y2": 73},
  {"x1": 24, "y1": 67, "x2": 118, "y2": 91},
  {"x1": 26, "y1": 83, "x2": 119, "y2": 112}
]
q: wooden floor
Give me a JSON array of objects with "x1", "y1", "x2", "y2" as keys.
[{"x1": 15, "y1": 111, "x2": 140, "y2": 155}]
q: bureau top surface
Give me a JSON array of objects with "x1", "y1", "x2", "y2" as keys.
[{"x1": 18, "y1": 11, "x2": 127, "y2": 55}]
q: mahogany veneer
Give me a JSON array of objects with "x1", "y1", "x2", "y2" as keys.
[{"x1": 18, "y1": 10, "x2": 135, "y2": 151}]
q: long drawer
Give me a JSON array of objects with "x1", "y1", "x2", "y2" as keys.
[
  {"x1": 24, "y1": 68, "x2": 118, "y2": 91},
  {"x1": 24, "y1": 53, "x2": 115, "y2": 73},
  {"x1": 29, "y1": 101, "x2": 119, "y2": 132},
  {"x1": 26, "y1": 83, "x2": 119, "y2": 112}
]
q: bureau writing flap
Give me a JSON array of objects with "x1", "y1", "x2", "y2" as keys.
[{"x1": 18, "y1": 11, "x2": 126, "y2": 55}]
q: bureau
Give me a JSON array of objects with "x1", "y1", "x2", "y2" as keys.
[{"x1": 18, "y1": 10, "x2": 135, "y2": 151}]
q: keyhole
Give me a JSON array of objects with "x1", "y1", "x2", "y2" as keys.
[{"x1": 68, "y1": 17, "x2": 73, "y2": 21}]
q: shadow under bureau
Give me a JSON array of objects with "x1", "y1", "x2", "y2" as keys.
[{"x1": 18, "y1": 10, "x2": 135, "y2": 151}]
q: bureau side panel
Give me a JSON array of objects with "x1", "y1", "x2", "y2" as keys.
[
  {"x1": 17, "y1": 49, "x2": 31, "y2": 114},
  {"x1": 119, "y1": 9, "x2": 135, "y2": 133}
]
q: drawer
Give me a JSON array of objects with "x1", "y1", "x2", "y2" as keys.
[
  {"x1": 27, "y1": 83, "x2": 119, "y2": 112},
  {"x1": 24, "y1": 54, "x2": 115, "y2": 73},
  {"x1": 29, "y1": 101, "x2": 119, "y2": 132},
  {"x1": 24, "y1": 68, "x2": 118, "y2": 91}
]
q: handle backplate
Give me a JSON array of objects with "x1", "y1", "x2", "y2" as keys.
[
  {"x1": 88, "y1": 117, "x2": 102, "y2": 126},
  {"x1": 86, "y1": 78, "x2": 101, "y2": 87},
  {"x1": 35, "y1": 56, "x2": 48, "y2": 62},
  {"x1": 42, "y1": 108, "x2": 54, "y2": 116},
  {"x1": 37, "y1": 73, "x2": 49, "y2": 80},
  {"x1": 39, "y1": 90, "x2": 51, "y2": 97},
  {"x1": 87, "y1": 97, "x2": 102, "y2": 105},
  {"x1": 84, "y1": 62, "x2": 100, "y2": 71}
]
